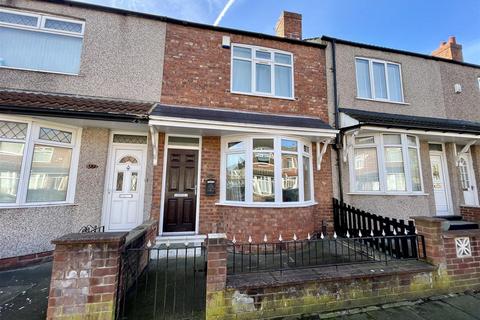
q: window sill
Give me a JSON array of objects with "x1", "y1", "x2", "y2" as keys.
[
  {"x1": 347, "y1": 192, "x2": 429, "y2": 196},
  {"x1": 355, "y1": 97, "x2": 410, "y2": 106},
  {"x1": 0, "y1": 65, "x2": 79, "y2": 76},
  {"x1": 215, "y1": 201, "x2": 318, "y2": 208},
  {"x1": 0, "y1": 202, "x2": 77, "y2": 210},
  {"x1": 230, "y1": 90, "x2": 295, "y2": 101}
]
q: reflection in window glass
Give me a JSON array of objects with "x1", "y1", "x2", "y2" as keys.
[
  {"x1": 383, "y1": 134, "x2": 401, "y2": 145},
  {"x1": 130, "y1": 172, "x2": 138, "y2": 192},
  {"x1": 373, "y1": 62, "x2": 387, "y2": 99},
  {"x1": 281, "y1": 139, "x2": 297, "y2": 152},
  {"x1": 303, "y1": 156, "x2": 311, "y2": 201},
  {"x1": 355, "y1": 58, "x2": 372, "y2": 99},
  {"x1": 228, "y1": 141, "x2": 245, "y2": 151},
  {"x1": 255, "y1": 63, "x2": 271, "y2": 93},
  {"x1": 253, "y1": 139, "x2": 274, "y2": 150},
  {"x1": 226, "y1": 154, "x2": 245, "y2": 201},
  {"x1": 116, "y1": 172, "x2": 124, "y2": 192},
  {"x1": 168, "y1": 136, "x2": 199, "y2": 147},
  {"x1": 27, "y1": 145, "x2": 72, "y2": 202},
  {"x1": 385, "y1": 147, "x2": 406, "y2": 191},
  {"x1": 409, "y1": 148, "x2": 421, "y2": 191},
  {"x1": 355, "y1": 136, "x2": 375, "y2": 145},
  {"x1": 0, "y1": 142, "x2": 24, "y2": 203},
  {"x1": 354, "y1": 148, "x2": 380, "y2": 191},
  {"x1": 253, "y1": 152, "x2": 274, "y2": 202},
  {"x1": 282, "y1": 154, "x2": 298, "y2": 202}
]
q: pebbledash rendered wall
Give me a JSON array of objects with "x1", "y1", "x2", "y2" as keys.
[
  {"x1": 322, "y1": 40, "x2": 480, "y2": 220},
  {"x1": 0, "y1": 0, "x2": 165, "y2": 263},
  {"x1": 151, "y1": 22, "x2": 334, "y2": 240}
]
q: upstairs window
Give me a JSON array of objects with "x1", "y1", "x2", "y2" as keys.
[
  {"x1": 355, "y1": 57, "x2": 404, "y2": 103},
  {"x1": 0, "y1": 8, "x2": 84, "y2": 74},
  {"x1": 231, "y1": 44, "x2": 294, "y2": 99}
]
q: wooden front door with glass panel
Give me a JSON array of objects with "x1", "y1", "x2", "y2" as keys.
[
  {"x1": 163, "y1": 149, "x2": 198, "y2": 232},
  {"x1": 106, "y1": 147, "x2": 145, "y2": 231},
  {"x1": 458, "y1": 152, "x2": 479, "y2": 206}
]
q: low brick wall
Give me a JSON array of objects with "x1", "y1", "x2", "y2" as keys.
[
  {"x1": 46, "y1": 220, "x2": 157, "y2": 320},
  {"x1": 204, "y1": 217, "x2": 480, "y2": 319},
  {"x1": 0, "y1": 250, "x2": 53, "y2": 271},
  {"x1": 460, "y1": 205, "x2": 480, "y2": 223}
]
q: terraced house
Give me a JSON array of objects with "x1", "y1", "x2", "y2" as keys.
[
  {"x1": 317, "y1": 36, "x2": 480, "y2": 226},
  {"x1": 0, "y1": 0, "x2": 337, "y2": 267}
]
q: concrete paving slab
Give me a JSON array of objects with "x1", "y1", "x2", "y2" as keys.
[
  {"x1": 366, "y1": 306, "x2": 426, "y2": 320},
  {"x1": 407, "y1": 300, "x2": 477, "y2": 320},
  {"x1": 441, "y1": 295, "x2": 480, "y2": 319}
]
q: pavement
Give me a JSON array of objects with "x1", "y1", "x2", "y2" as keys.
[
  {"x1": 0, "y1": 262, "x2": 52, "y2": 320},
  {"x1": 307, "y1": 292, "x2": 480, "y2": 320}
]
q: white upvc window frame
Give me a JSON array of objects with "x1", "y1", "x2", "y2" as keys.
[
  {"x1": 220, "y1": 134, "x2": 314, "y2": 207},
  {"x1": 230, "y1": 43, "x2": 295, "y2": 100},
  {"x1": 355, "y1": 57, "x2": 405, "y2": 103},
  {"x1": 0, "y1": 8, "x2": 85, "y2": 75},
  {"x1": 349, "y1": 133, "x2": 424, "y2": 195},
  {"x1": 0, "y1": 115, "x2": 82, "y2": 207}
]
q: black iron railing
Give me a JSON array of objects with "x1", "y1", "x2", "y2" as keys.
[
  {"x1": 227, "y1": 234, "x2": 426, "y2": 274},
  {"x1": 333, "y1": 198, "x2": 416, "y2": 238},
  {"x1": 117, "y1": 244, "x2": 207, "y2": 320}
]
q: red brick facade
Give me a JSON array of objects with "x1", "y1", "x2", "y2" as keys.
[
  {"x1": 153, "y1": 22, "x2": 332, "y2": 239},
  {"x1": 460, "y1": 205, "x2": 480, "y2": 223},
  {"x1": 0, "y1": 250, "x2": 53, "y2": 271}
]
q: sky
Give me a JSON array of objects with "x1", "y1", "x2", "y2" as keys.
[{"x1": 76, "y1": 0, "x2": 480, "y2": 64}]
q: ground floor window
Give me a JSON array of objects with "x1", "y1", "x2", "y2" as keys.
[
  {"x1": 351, "y1": 133, "x2": 422, "y2": 194},
  {"x1": 0, "y1": 117, "x2": 80, "y2": 206},
  {"x1": 221, "y1": 135, "x2": 313, "y2": 205}
]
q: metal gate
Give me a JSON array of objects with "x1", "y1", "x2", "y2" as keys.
[{"x1": 116, "y1": 243, "x2": 207, "y2": 320}]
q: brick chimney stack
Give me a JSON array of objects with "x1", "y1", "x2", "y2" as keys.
[
  {"x1": 431, "y1": 36, "x2": 463, "y2": 62},
  {"x1": 275, "y1": 11, "x2": 302, "y2": 40}
]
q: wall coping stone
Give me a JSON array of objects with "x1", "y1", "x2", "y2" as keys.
[
  {"x1": 443, "y1": 229, "x2": 480, "y2": 238},
  {"x1": 227, "y1": 261, "x2": 435, "y2": 290},
  {"x1": 460, "y1": 205, "x2": 480, "y2": 208},
  {"x1": 207, "y1": 233, "x2": 227, "y2": 239},
  {"x1": 51, "y1": 232, "x2": 127, "y2": 245},
  {"x1": 125, "y1": 220, "x2": 157, "y2": 245}
]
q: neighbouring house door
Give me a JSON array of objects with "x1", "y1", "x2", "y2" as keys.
[
  {"x1": 163, "y1": 149, "x2": 198, "y2": 232},
  {"x1": 458, "y1": 152, "x2": 479, "y2": 206},
  {"x1": 105, "y1": 147, "x2": 146, "y2": 231},
  {"x1": 430, "y1": 151, "x2": 451, "y2": 215}
]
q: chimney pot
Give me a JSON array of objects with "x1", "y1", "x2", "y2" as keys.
[
  {"x1": 432, "y1": 36, "x2": 463, "y2": 62},
  {"x1": 275, "y1": 11, "x2": 302, "y2": 40}
]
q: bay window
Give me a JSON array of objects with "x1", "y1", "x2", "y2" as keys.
[
  {"x1": 222, "y1": 136, "x2": 313, "y2": 205},
  {"x1": 351, "y1": 133, "x2": 422, "y2": 193},
  {"x1": 231, "y1": 44, "x2": 294, "y2": 99},
  {"x1": 355, "y1": 57, "x2": 404, "y2": 103},
  {"x1": 0, "y1": 117, "x2": 80, "y2": 206}
]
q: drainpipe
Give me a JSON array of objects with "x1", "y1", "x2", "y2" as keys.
[{"x1": 330, "y1": 39, "x2": 344, "y2": 203}]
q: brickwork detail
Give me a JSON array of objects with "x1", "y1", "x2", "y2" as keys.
[
  {"x1": 460, "y1": 205, "x2": 480, "y2": 223},
  {"x1": 0, "y1": 250, "x2": 53, "y2": 271}
]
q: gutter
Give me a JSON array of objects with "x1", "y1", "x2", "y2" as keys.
[
  {"x1": 0, "y1": 105, "x2": 149, "y2": 123},
  {"x1": 330, "y1": 39, "x2": 344, "y2": 203}
]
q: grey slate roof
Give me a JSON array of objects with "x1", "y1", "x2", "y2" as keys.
[
  {"x1": 151, "y1": 104, "x2": 334, "y2": 130},
  {"x1": 340, "y1": 108, "x2": 480, "y2": 134}
]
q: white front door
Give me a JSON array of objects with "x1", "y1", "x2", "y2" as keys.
[
  {"x1": 430, "y1": 151, "x2": 451, "y2": 215},
  {"x1": 458, "y1": 152, "x2": 479, "y2": 206},
  {"x1": 105, "y1": 147, "x2": 146, "y2": 231}
]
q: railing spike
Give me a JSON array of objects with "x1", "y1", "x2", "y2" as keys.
[
  {"x1": 232, "y1": 235, "x2": 237, "y2": 244},
  {"x1": 414, "y1": 228, "x2": 418, "y2": 235},
  {"x1": 166, "y1": 239, "x2": 170, "y2": 247},
  {"x1": 279, "y1": 234, "x2": 283, "y2": 242},
  {"x1": 293, "y1": 233, "x2": 297, "y2": 241},
  {"x1": 358, "y1": 230, "x2": 362, "y2": 237},
  {"x1": 346, "y1": 230, "x2": 350, "y2": 238},
  {"x1": 184, "y1": 240, "x2": 189, "y2": 247},
  {"x1": 370, "y1": 230, "x2": 374, "y2": 237},
  {"x1": 382, "y1": 230, "x2": 386, "y2": 237},
  {"x1": 404, "y1": 229, "x2": 408, "y2": 235},
  {"x1": 320, "y1": 232, "x2": 324, "y2": 240},
  {"x1": 263, "y1": 234, "x2": 268, "y2": 243},
  {"x1": 333, "y1": 232, "x2": 337, "y2": 239},
  {"x1": 248, "y1": 235, "x2": 252, "y2": 243},
  {"x1": 393, "y1": 229, "x2": 397, "y2": 236},
  {"x1": 307, "y1": 233, "x2": 311, "y2": 240},
  {"x1": 147, "y1": 240, "x2": 152, "y2": 248}
]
